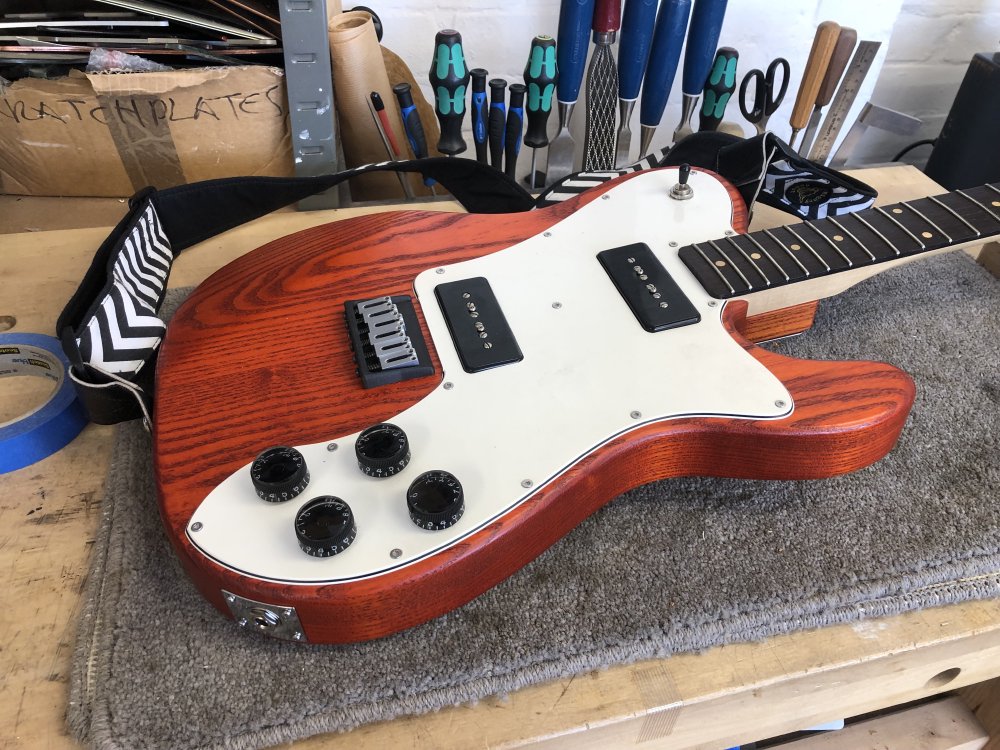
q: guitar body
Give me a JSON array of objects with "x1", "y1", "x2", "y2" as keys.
[{"x1": 154, "y1": 168, "x2": 914, "y2": 643}]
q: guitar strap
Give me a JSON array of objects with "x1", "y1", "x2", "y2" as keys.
[{"x1": 56, "y1": 132, "x2": 876, "y2": 427}]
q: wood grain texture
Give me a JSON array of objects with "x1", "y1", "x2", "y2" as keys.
[
  {"x1": 154, "y1": 169, "x2": 913, "y2": 643},
  {"x1": 790, "y1": 21, "x2": 842, "y2": 129}
]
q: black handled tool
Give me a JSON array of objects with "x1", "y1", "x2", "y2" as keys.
[
  {"x1": 429, "y1": 29, "x2": 471, "y2": 155},
  {"x1": 697, "y1": 46, "x2": 738, "y2": 131},
  {"x1": 470, "y1": 68, "x2": 489, "y2": 164},
  {"x1": 488, "y1": 78, "x2": 508, "y2": 169},
  {"x1": 523, "y1": 35, "x2": 557, "y2": 188},
  {"x1": 504, "y1": 83, "x2": 526, "y2": 180},
  {"x1": 392, "y1": 82, "x2": 437, "y2": 194}
]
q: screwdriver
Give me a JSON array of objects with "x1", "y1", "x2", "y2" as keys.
[
  {"x1": 488, "y1": 78, "x2": 508, "y2": 169},
  {"x1": 504, "y1": 83, "x2": 526, "y2": 180},
  {"x1": 429, "y1": 29, "x2": 471, "y2": 155},
  {"x1": 523, "y1": 34, "x2": 557, "y2": 189},
  {"x1": 470, "y1": 68, "x2": 489, "y2": 164},
  {"x1": 392, "y1": 82, "x2": 437, "y2": 195}
]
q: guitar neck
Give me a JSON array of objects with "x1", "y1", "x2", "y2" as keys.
[{"x1": 680, "y1": 182, "x2": 1000, "y2": 303}]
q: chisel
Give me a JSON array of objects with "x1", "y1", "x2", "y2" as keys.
[
  {"x1": 697, "y1": 46, "x2": 738, "y2": 131},
  {"x1": 787, "y1": 20, "x2": 841, "y2": 151},
  {"x1": 547, "y1": 0, "x2": 597, "y2": 184},
  {"x1": 798, "y1": 26, "x2": 856, "y2": 158},
  {"x1": 429, "y1": 29, "x2": 471, "y2": 155},
  {"x1": 614, "y1": 0, "x2": 657, "y2": 167},
  {"x1": 504, "y1": 83, "x2": 526, "y2": 180},
  {"x1": 638, "y1": 0, "x2": 691, "y2": 157},
  {"x1": 671, "y1": 0, "x2": 729, "y2": 145},
  {"x1": 523, "y1": 35, "x2": 558, "y2": 188},
  {"x1": 488, "y1": 78, "x2": 507, "y2": 170},
  {"x1": 583, "y1": 0, "x2": 622, "y2": 170},
  {"x1": 470, "y1": 68, "x2": 489, "y2": 164}
]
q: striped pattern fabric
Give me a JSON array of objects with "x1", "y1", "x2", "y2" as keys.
[
  {"x1": 76, "y1": 204, "x2": 171, "y2": 375},
  {"x1": 764, "y1": 158, "x2": 876, "y2": 219}
]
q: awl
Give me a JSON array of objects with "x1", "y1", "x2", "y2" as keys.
[
  {"x1": 547, "y1": 0, "x2": 597, "y2": 184},
  {"x1": 614, "y1": 0, "x2": 657, "y2": 167},
  {"x1": 671, "y1": 0, "x2": 729, "y2": 145}
]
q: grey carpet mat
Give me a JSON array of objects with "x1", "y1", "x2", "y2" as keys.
[{"x1": 69, "y1": 251, "x2": 999, "y2": 750}]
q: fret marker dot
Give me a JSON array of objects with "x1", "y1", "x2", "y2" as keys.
[
  {"x1": 922, "y1": 231, "x2": 933, "y2": 238},
  {"x1": 892, "y1": 208, "x2": 903, "y2": 214},
  {"x1": 750, "y1": 252, "x2": 762, "y2": 260},
  {"x1": 715, "y1": 260, "x2": 727, "y2": 267},
  {"x1": 833, "y1": 234, "x2": 844, "y2": 241},
  {"x1": 790, "y1": 244, "x2": 801, "y2": 251},
  {"x1": 993, "y1": 201, "x2": 1000, "y2": 207}
]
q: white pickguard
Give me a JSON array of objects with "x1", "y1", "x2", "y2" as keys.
[{"x1": 187, "y1": 169, "x2": 793, "y2": 584}]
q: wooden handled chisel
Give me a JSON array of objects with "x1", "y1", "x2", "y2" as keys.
[
  {"x1": 798, "y1": 26, "x2": 856, "y2": 158},
  {"x1": 787, "y1": 20, "x2": 841, "y2": 151}
]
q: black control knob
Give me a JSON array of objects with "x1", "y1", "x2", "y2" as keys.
[
  {"x1": 250, "y1": 446, "x2": 310, "y2": 502},
  {"x1": 406, "y1": 470, "x2": 464, "y2": 530},
  {"x1": 355, "y1": 423, "x2": 411, "y2": 478},
  {"x1": 294, "y1": 496, "x2": 357, "y2": 557}
]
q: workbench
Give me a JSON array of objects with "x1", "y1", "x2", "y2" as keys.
[{"x1": 2, "y1": 165, "x2": 999, "y2": 750}]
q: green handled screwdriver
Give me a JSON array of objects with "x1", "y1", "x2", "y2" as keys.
[
  {"x1": 429, "y1": 29, "x2": 471, "y2": 155},
  {"x1": 523, "y1": 34, "x2": 558, "y2": 189}
]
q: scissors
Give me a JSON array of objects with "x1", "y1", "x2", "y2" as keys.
[{"x1": 738, "y1": 57, "x2": 790, "y2": 135}]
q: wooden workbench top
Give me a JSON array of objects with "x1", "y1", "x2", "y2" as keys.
[{"x1": 2, "y1": 165, "x2": 999, "y2": 750}]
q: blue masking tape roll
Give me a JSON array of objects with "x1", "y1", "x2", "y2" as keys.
[{"x1": 0, "y1": 333, "x2": 88, "y2": 474}]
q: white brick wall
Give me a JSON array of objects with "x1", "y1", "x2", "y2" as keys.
[{"x1": 371, "y1": 0, "x2": 995, "y2": 177}]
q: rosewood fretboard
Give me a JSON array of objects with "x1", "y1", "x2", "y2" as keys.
[{"x1": 680, "y1": 183, "x2": 1000, "y2": 299}]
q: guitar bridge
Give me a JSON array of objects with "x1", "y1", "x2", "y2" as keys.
[{"x1": 345, "y1": 295, "x2": 435, "y2": 388}]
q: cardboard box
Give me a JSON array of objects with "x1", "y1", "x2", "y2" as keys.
[{"x1": 0, "y1": 65, "x2": 293, "y2": 197}]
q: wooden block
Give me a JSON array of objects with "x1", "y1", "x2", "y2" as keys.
[{"x1": 777, "y1": 696, "x2": 988, "y2": 750}]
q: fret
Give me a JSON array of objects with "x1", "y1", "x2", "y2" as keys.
[
  {"x1": 829, "y1": 217, "x2": 877, "y2": 261},
  {"x1": 689, "y1": 243, "x2": 737, "y2": 296},
  {"x1": 724, "y1": 236, "x2": 772, "y2": 286},
  {"x1": 762, "y1": 228, "x2": 812, "y2": 276},
  {"x1": 928, "y1": 195, "x2": 979, "y2": 236},
  {"x1": 736, "y1": 233, "x2": 794, "y2": 282},
  {"x1": 788, "y1": 221, "x2": 851, "y2": 272},
  {"x1": 844, "y1": 212, "x2": 900, "y2": 259},
  {"x1": 783, "y1": 225, "x2": 833, "y2": 271},
  {"x1": 901, "y1": 200, "x2": 953, "y2": 243},
  {"x1": 955, "y1": 190, "x2": 1000, "y2": 223},
  {"x1": 873, "y1": 205, "x2": 926, "y2": 251},
  {"x1": 708, "y1": 240, "x2": 754, "y2": 290}
]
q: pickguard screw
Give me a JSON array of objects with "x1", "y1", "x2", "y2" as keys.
[
  {"x1": 552, "y1": 302, "x2": 562, "y2": 309},
  {"x1": 725, "y1": 230, "x2": 735, "y2": 236},
  {"x1": 191, "y1": 522, "x2": 203, "y2": 532},
  {"x1": 390, "y1": 548, "x2": 402, "y2": 559},
  {"x1": 708, "y1": 300, "x2": 718, "y2": 307},
  {"x1": 630, "y1": 410, "x2": 641, "y2": 419},
  {"x1": 327, "y1": 443, "x2": 338, "y2": 452},
  {"x1": 775, "y1": 399, "x2": 787, "y2": 408},
  {"x1": 436, "y1": 268, "x2": 445, "y2": 274},
  {"x1": 668, "y1": 241, "x2": 678, "y2": 248},
  {"x1": 521, "y1": 479, "x2": 533, "y2": 488},
  {"x1": 543, "y1": 231, "x2": 552, "y2": 237},
  {"x1": 443, "y1": 381, "x2": 454, "y2": 390},
  {"x1": 602, "y1": 194, "x2": 610, "y2": 200}
]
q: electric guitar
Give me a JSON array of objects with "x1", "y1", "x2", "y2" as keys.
[{"x1": 154, "y1": 167, "x2": 1000, "y2": 644}]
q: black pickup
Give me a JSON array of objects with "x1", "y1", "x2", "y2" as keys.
[
  {"x1": 597, "y1": 243, "x2": 700, "y2": 332},
  {"x1": 435, "y1": 277, "x2": 523, "y2": 373}
]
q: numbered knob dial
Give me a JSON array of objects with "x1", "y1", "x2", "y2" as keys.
[
  {"x1": 355, "y1": 423, "x2": 411, "y2": 478},
  {"x1": 250, "y1": 446, "x2": 310, "y2": 502},
  {"x1": 294, "y1": 496, "x2": 357, "y2": 557},
  {"x1": 406, "y1": 470, "x2": 464, "y2": 530}
]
